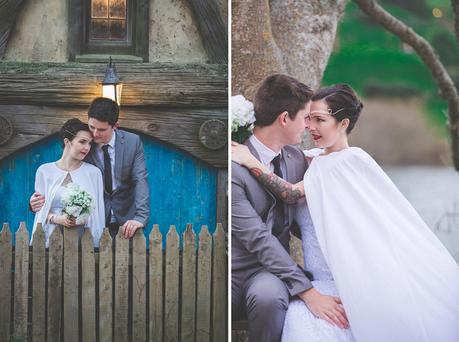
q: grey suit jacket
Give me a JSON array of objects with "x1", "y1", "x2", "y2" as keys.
[
  {"x1": 232, "y1": 139, "x2": 312, "y2": 296},
  {"x1": 86, "y1": 130, "x2": 150, "y2": 227}
]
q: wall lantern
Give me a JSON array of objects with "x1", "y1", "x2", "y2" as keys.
[{"x1": 102, "y1": 56, "x2": 122, "y2": 106}]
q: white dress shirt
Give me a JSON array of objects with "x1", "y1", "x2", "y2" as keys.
[
  {"x1": 96, "y1": 131, "x2": 118, "y2": 191},
  {"x1": 249, "y1": 134, "x2": 282, "y2": 172}
]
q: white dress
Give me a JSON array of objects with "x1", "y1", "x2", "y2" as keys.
[
  {"x1": 31, "y1": 162, "x2": 105, "y2": 247},
  {"x1": 296, "y1": 147, "x2": 459, "y2": 342},
  {"x1": 281, "y1": 202, "x2": 356, "y2": 342}
]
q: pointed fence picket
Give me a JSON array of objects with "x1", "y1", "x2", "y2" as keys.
[
  {"x1": 0, "y1": 224, "x2": 12, "y2": 342},
  {"x1": 149, "y1": 225, "x2": 163, "y2": 342},
  {"x1": 132, "y1": 230, "x2": 147, "y2": 341},
  {"x1": 181, "y1": 224, "x2": 196, "y2": 342},
  {"x1": 165, "y1": 225, "x2": 180, "y2": 342},
  {"x1": 63, "y1": 226, "x2": 79, "y2": 342},
  {"x1": 115, "y1": 230, "x2": 130, "y2": 342},
  {"x1": 99, "y1": 228, "x2": 113, "y2": 342},
  {"x1": 47, "y1": 227, "x2": 63, "y2": 342},
  {"x1": 0, "y1": 222, "x2": 227, "y2": 341},
  {"x1": 212, "y1": 224, "x2": 227, "y2": 342},
  {"x1": 197, "y1": 226, "x2": 212, "y2": 342},
  {"x1": 32, "y1": 223, "x2": 46, "y2": 342},
  {"x1": 81, "y1": 229, "x2": 96, "y2": 342},
  {"x1": 14, "y1": 222, "x2": 29, "y2": 341}
]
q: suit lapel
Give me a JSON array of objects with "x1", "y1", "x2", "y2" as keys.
[
  {"x1": 246, "y1": 139, "x2": 261, "y2": 163},
  {"x1": 114, "y1": 130, "x2": 124, "y2": 181}
]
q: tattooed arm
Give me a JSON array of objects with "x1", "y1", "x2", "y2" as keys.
[{"x1": 231, "y1": 142, "x2": 305, "y2": 204}]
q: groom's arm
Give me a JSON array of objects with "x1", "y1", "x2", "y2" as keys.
[
  {"x1": 123, "y1": 136, "x2": 149, "y2": 238},
  {"x1": 130, "y1": 137, "x2": 149, "y2": 225},
  {"x1": 232, "y1": 163, "x2": 312, "y2": 296}
]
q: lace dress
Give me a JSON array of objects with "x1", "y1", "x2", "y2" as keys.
[{"x1": 281, "y1": 203, "x2": 356, "y2": 342}]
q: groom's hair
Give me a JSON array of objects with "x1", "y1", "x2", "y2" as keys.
[
  {"x1": 87, "y1": 97, "x2": 119, "y2": 126},
  {"x1": 254, "y1": 74, "x2": 313, "y2": 127}
]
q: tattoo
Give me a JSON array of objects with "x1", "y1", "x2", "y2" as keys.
[{"x1": 249, "y1": 168, "x2": 304, "y2": 204}]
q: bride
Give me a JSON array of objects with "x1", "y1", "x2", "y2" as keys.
[
  {"x1": 232, "y1": 84, "x2": 459, "y2": 342},
  {"x1": 31, "y1": 118, "x2": 105, "y2": 247}
]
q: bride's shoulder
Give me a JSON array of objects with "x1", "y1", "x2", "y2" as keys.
[
  {"x1": 305, "y1": 147, "x2": 377, "y2": 172},
  {"x1": 346, "y1": 147, "x2": 375, "y2": 162},
  {"x1": 336, "y1": 148, "x2": 382, "y2": 174},
  {"x1": 36, "y1": 162, "x2": 56, "y2": 173},
  {"x1": 81, "y1": 162, "x2": 102, "y2": 175},
  {"x1": 302, "y1": 148, "x2": 324, "y2": 158}
]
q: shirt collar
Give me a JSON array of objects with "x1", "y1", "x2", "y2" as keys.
[
  {"x1": 101, "y1": 130, "x2": 116, "y2": 149},
  {"x1": 249, "y1": 134, "x2": 281, "y2": 166}
]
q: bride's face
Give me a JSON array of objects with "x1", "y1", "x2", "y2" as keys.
[
  {"x1": 65, "y1": 130, "x2": 92, "y2": 160},
  {"x1": 306, "y1": 100, "x2": 344, "y2": 148}
]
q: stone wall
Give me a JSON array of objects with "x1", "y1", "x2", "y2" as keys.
[
  {"x1": 4, "y1": 0, "x2": 68, "y2": 62},
  {"x1": 3, "y1": 0, "x2": 228, "y2": 63},
  {"x1": 149, "y1": 0, "x2": 206, "y2": 63}
]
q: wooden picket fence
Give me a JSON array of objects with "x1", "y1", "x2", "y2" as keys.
[{"x1": 0, "y1": 222, "x2": 227, "y2": 342}]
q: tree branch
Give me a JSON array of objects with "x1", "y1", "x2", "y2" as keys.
[
  {"x1": 452, "y1": 0, "x2": 459, "y2": 44},
  {"x1": 354, "y1": 0, "x2": 459, "y2": 170}
]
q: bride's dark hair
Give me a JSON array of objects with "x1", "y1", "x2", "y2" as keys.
[
  {"x1": 59, "y1": 118, "x2": 90, "y2": 147},
  {"x1": 311, "y1": 84, "x2": 363, "y2": 134}
]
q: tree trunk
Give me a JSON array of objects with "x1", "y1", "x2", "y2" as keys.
[{"x1": 231, "y1": 0, "x2": 346, "y2": 98}]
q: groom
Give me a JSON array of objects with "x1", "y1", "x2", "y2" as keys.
[
  {"x1": 232, "y1": 74, "x2": 347, "y2": 341},
  {"x1": 30, "y1": 97, "x2": 150, "y2": 239}
]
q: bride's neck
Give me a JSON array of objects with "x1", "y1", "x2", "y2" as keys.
[
  {"x1": 324, "y1": 136, "x2": 349, "y2": 155},
  {"x1": 57, "y1": 153, "x2": 82, "y2": 171}
]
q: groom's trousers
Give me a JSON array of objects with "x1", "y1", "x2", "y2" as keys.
[{"x1": 233, "y1": 268, "x2": 290, "y2": 342}]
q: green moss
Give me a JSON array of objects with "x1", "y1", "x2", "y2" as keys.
[
  {"x1": 0, "y1": 61, "x2": 227, "y2": 74},
  {"x1": 0, "y1": 61, "x2": 79, "y2": 73}
]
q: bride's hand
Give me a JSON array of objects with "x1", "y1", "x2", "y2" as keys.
[
  {"x1": 54, "y1": 214, "x2": 78, "y2": 227},
  {"x1": 231, "y1": 141, "x2": 256, "y2": 167}
]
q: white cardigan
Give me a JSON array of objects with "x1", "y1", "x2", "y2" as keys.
[{"x1": 31, "y1": 162, "x2": 105, "y2": 247}]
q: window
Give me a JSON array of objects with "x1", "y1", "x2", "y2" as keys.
[
  {"x1": 69, "y1": 0, "x2": 149, "y2": 61},
  {"x1": 89, "y1": 0, "x2": 127, "y2": 41}
]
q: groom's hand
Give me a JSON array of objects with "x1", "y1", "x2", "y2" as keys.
[
  {"x1": 121, "y1": 220, "x2": 143, "y2": 239},
  {"x1": 298, "y1": 288, "x2": 349, "y2": 329},
  {"x1": 30, "y1": 192, "x2": 45, "y2": 212}
]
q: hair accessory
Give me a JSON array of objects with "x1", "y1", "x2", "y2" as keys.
[
  {"x1": 330, "y1": 107, "x2": 356, "y2": 115},
  {"x1": 64, "y1": 129, "x2": 77, "y2": 137}
]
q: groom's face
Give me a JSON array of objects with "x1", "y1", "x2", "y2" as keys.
[
  {"x1": 88, "y1": 118, "x2": 117, "y2": 145},
  {"x1": 283, "y1": 102, "x2": 310, "y2": 145}
]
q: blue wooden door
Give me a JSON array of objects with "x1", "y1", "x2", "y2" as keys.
[{"x1": 0, "y1": 133, "x2": 217, "y2": 241}]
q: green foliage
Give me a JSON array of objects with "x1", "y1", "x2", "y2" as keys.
[{"x1": 322, "y1": 1, "x2": 456, "y2": 133}]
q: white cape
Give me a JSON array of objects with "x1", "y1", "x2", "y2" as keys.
[
  {"x1": 32, "y1": 162, "x2": 105, "y2": 247},
  {"x1": 303, "y1": 147, "x2": 459, "y2": 342}
]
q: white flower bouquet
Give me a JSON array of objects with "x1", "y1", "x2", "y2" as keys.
[
  {"x1": 61, "y1": 183, "x2": 93, "y2": 225},
  {"x1": 231, "y1": 95, "x2": 256, "y2": 143}
]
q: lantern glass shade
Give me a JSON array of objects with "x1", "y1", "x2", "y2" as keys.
[{"x1": 102, "y1": 83, "x2": 123, "y2": 105}]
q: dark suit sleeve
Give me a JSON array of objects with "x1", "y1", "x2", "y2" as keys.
[
  {"x1": 232, "y1": 164, "x2": 312, "y2": 296},
  {"x1": 131, "y1": 137, "x2": 150, "y2": 226}
]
